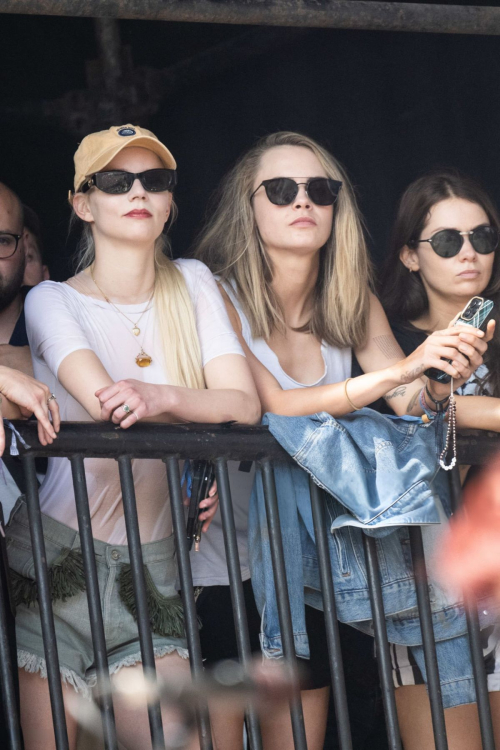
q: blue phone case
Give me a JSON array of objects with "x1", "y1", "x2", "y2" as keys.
[
  {"x1": 454, "y1": 298, "x2": 494, "y2": 331},
  {"x1": 425, "y1": 297, "x2": 495, "y2": 384}
]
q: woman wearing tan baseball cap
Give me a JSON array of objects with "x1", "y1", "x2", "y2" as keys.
[{"x1": 9, "y1": 125, "x2": 260, "y2": 750}]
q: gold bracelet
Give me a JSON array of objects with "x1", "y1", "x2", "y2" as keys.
[{"x1": 344, "y1": 378, "x2": 362, "y2": 411}]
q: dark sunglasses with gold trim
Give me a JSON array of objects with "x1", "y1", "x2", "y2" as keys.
[
  {"x1": 411, "y1": 225, "x2": 499, "y2": 258},
  {"x1": 80, "y1": 169, "x2": 177, "y2": 195}
]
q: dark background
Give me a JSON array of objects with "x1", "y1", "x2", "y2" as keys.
[{"x1": 1, "y1": 12, "x2": 500, "y2": 280}]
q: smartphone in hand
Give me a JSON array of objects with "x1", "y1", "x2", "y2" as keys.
[
  {"x1": 186, "y1": 460, "x2": 215, "y2": 551},
  {"x1": 425, "y1": 296, "x2": 494, "y2": 384}
]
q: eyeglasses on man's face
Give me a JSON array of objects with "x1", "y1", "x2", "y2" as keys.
[{"x1": 0, "y1": 232, "x2": 22, "y2": 260}]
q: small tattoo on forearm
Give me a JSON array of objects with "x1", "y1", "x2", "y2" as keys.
[
  {"x1": 373, "y1": 335, "x2": 402, "y2": 360},
  {"x1": 385, "y1": 386, "x2": 407, "y2": 401},
  {"x1": 400, "y1": 365, "x2": 425, "y2": 384},
  {"x1": 406, "y1": 389, "x2": 421, "y2": 414}
]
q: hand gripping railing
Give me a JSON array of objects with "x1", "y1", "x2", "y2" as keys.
[{"x1": 1, "y1": 421, "x2": 499, "y2": 750}]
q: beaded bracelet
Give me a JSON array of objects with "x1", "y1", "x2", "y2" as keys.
[
  {"x1": 418, "y1": 387, "x2": 437, "y2": 423},
  {"x1": 418, "y1": 384, "x2": 457, "y2": 470}
]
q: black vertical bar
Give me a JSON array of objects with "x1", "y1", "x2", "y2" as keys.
[
  {"x1": 22, "y1": 454, "x2": 69, "y2": 750},
  {"x1": 308, "y1": 480, "x2": 352, "y2": 750},
  {"x1": 215, "y1": 458, "x2": 263, "y2": 750},
  {"x1": 0, "y1": 526, "x2": 23, "y2": 750},
  {"x1": 362, "y1": 534, "x2": 402, "y2": 750},
  {"x1": 447, "y1": 470, "x2": 496, "y2": 748},
  {"x1": 465, "y1": 602, "x2": 496, "y2": 750},
  {"x1": 70, "y1": 456, "x2": 118, "y2": 750},
  {"x1": 260, "y1": 460, "x2": 308, "y2": 750},
  {"x1": 117, "y1": 455, "x2": 165, "y2": 750},
  {"x1": 408, "y1": 527, "x2": 448, "y2": 750},
  {"x1": 165, "y1": 456, "x2": 213, "y2": 750}
]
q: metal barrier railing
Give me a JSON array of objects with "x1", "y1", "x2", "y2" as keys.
[{"x1": 1, "y1": 421, "x2": 500, "y2": 750}]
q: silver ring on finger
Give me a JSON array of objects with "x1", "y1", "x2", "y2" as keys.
[
  {"x1": 131, "y1": 411, "x2": 138, "y2": 422},
  {"x1": 47, "y1": 393, "x2": 57, "y2": 404},
  {"x1": 122, "y1": 404, "x2": 131, "y2": 414}
]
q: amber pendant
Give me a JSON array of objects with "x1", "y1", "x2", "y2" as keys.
[
  {"x1": 132, "y1": 326, "x2": 140, "y2": 336},
  {"x1": 136, "y1": 350, "x2": 152, "y2": 367}
]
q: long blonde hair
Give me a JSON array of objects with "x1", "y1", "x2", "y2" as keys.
[
  {"x1": 73, "y1": 206, "x2": 204, "y2": 389},
  {"x1": 195, "y1": 131, "x2": 373, "y2": 349}
]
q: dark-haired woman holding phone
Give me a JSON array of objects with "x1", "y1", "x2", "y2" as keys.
[{"x1": 380, "y1": 169, "x2": 500, "y2": 749}]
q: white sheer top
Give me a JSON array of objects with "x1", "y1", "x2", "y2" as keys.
[
  {"x1": 189, "y1": 279, "x2": 352, "y2": 586},
  {"x1": 24, "y1": 259, "x2": 244, "y2": 545}
]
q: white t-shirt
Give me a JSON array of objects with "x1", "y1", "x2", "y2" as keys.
[
  {"x1": 189, "y1": 279, "x2": 352, "y2": 587},
  {"x1": 25, "y1": 259, "x2": 244, "y2": 545}
]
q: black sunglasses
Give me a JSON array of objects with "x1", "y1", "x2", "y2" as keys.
[
  {"x1": 251, "y1": 177, "x2": 342, "y2": 206},
  {"x1": 80, "y1": 169, "x2": 177, "y2": 195},
  {"x1": 415, "y1": 225, "x2": 499, "y2": 258},
  {"x1": 0, "y1": 232, "x2": 22, "y2": 260}
]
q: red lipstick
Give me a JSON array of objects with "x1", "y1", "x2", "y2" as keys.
[{"x1": 125, "y1": 209, "x2": 152, "y2": 218}]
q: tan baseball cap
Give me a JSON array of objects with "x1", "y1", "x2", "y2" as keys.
[{"x1": 72, "y1": 124, "x2": 177, "y2": 193}]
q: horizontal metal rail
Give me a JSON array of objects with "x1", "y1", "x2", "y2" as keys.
[
  {"x1": 2, "y1": 420, "x2": 500, "y2": 750},
  {"x1": 8, "y1": 420, "x2": 290, "y2": 462},
  {"x1": 2, "y1": 0, "x2": 500, "y2": 36},
  {"x1": 8, "y1": 420, "x2": 500, "y2": 463}
]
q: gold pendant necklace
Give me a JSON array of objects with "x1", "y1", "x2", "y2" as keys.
[
  {"x1": 91, "y1": 268, "x2": 154, "y2": 367},
  {"x1": 91, "y1": 269, "x2": 154, "y2": 336},
  {"x1": 136, "y1": 349, "x2": 153, "y2": 368}
]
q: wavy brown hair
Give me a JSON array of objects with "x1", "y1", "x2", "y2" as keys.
[
  {"x1": 381, "y1": 169, "x2": 500, "y2": 396},
  {"x1": 195, "y1": 131, "x2": 373, "y2": 349}
]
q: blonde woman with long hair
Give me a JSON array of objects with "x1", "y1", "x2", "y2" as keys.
[
  {"x1": 195, "y1": 132, "x2": 493, "y2": 750},
  {"x1": 6, "y1": 125, "x2": 260, "y2": 750}
]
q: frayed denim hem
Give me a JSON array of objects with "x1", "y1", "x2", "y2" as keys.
[
  {"x1": 109, "y1": 644, "x2": 189, "y2": 675},
  {"x1": 18, "y1": 649, "x2": 92, "y2": 699},
  {"x1": 18, "y1": 645, "x2": 189, "y2": 699}
]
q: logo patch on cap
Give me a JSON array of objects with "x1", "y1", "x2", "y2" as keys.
[{"x1": 118, "y1": 127, "x2": 136, "y2": 137}]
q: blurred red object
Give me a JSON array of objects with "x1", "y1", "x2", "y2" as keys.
[{"x1": 438, "y1": 457, "x2": 500, "y2": 602}]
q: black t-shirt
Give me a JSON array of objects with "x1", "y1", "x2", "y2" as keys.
[
  {"x1": 8, "y1": 287, "x2": 31, "y2": 347},
  {"x1": 388, "y1": 319, "x2": 427, "y2": 358},
  {"x1": 9, "y1": 305, "x2": 29, "y2": 347},
  {"x1": 351, "y1": 320, "x2": 428, "y2": 414}
]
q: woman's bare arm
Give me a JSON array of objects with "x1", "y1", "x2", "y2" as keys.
[
  {"x1": 96, "y1": 353, "x2": 260, "y2": 427},
  {"x1": 57, "y1": 347, "x2": 261, "y2": 428},
  {"x1": 220, "y1": 288, "x2": 489, "y2": 418},
  {"x1": 454, "y1": 395, "x2": 500, "y2": 431}
]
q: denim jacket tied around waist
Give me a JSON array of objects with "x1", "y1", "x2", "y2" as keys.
[{"x1": 249, "y1": 408, "x2": 496, "y2": 659}]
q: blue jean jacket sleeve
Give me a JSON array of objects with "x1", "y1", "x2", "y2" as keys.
[
  {"x1": 266, "y1": 409, "x2": 443, "y2": 531},
  {"x1": 249, "y1": 465, "x2": 310, "y2": 659}
]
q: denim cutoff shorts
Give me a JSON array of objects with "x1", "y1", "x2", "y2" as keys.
[
  {"x1": 389, "y1": 625, "x2": 500, "y2": 709},
  {"x1": 6, "y1": 498, "x2": 188, "y2": 698}
]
